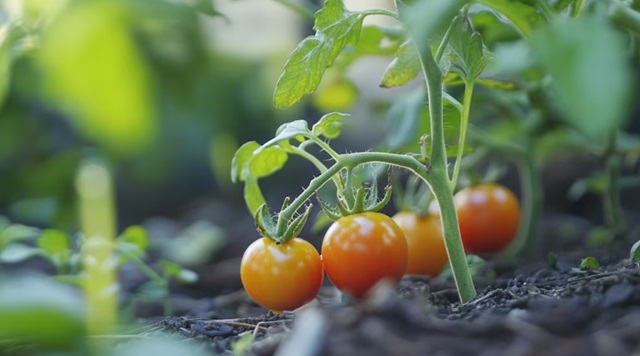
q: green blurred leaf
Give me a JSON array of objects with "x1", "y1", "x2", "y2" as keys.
[
  {"x1": 119, "y1": 225, "x2": 149, "y2": 253},
  {"x1": 532, "y1": 16, "x2": 632, "y2": 140},
  {"x1": 38, "y1": 230, "x2": 70, "y2": 255},
  {"x1": 116, "y1": 333, "x2": 210, "y2": 356},
  {"x1": 244, "y1": 178, "x2": 266, "y2": 216},
  {"x1": 0, "y1": 276, "x2": 85, "y2": 350},
  {"x1": 0, "y1": 243, "x2": 41, "y2": 263},
  {"x1": 380, "y1": 40, "x2": 421, "y2": 88},
  {"x1": 0, "y1": 25, "x2": 11, "y2": 108},
  {"x1": 579, "y1": 256, "x2": 600, "y2": 270},
  {"x1": 137, "y1": 280, "x2": 168, "y2": 300},
  {"x1": 631, "y1": 240, "x2": 640, "y2": 263},
  {"x1": 274, "y1": 0, "x2": 365, "y2": 108},
  {"x1": 231, "y1": 333, "x2": 253, "y2": 356},
  {"x1": 476, "y1": 0, "x2": 543, "y2": 38},
  {"x1": 385, "y1": 88, "x2": 425, "y2": 149},
  {"x1": 312, "y1": 112, "x2": 349, "y2": 139},
  {"x1": 313, "y1": 78, "x2": 358, "y2": 112},
  {"x1": 160, "y1": 260, "x2": 198, "y2": 283},
  {"x1": 339, "y1": 26, "x2": 398, "y2": 67},
  {"x1": 448, "y1": 17, "x2": 490, "y2": 83},
  {"x1": 0, "y1": 224, "x2": 40, "y2": 246},
  {"x1": 401, "y1": 0, "x2": 469, "y2": 51},
  {"x1": 39, "y1": 0, "x2": 156, "y2": 155}
]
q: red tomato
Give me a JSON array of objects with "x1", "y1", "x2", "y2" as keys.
[
  {"x1": 240, "y1": 237, "x2": 323, "y2": 312},
  {"x1": 392, "y1": 212, "x2": 448, "y2": 276},
  {"x1": 453, "y1": 184, "x2": 520, "y2": 254},
  {"x1": 321, "y1": 212, "x2": 408, "y2": 298}
]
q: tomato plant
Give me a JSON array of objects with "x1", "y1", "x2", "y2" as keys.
[
  {"x1": 392, "y1": 212, "x2": 447, "y2": 277},
  {"x1": 240, "y1": 237, "x2": 323, "y2": 312},
  {"x1": 321, "y1": 212, "x2": 407, "y2": 298},
  {"x1": 453, "y1": 184, "x2": 520, "y2": 254}
]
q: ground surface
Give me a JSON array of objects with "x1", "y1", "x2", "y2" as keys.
[{"x1": 157, "y1": 247, "x2": 640, "y2": 356}]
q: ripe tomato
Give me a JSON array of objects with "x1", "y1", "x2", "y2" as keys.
[
  {"x1": 321, "y1": 212, "x2": 407, "y2": 298},
  {"x1": 240, "y1": 237, "x2": 323, "y2": 312},
  {"x1": 392, "y1": 212, "x2": 448, "y2": 277},
  {"x1": 453, "y1": 184, "x2": 520, "y2": 254}
]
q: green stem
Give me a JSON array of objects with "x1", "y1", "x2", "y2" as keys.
[
  {"x1": 535, "y1": 0, "x2": 556, "y2": 21},
  {"x1": 450, "y1": 81, "x2": 474, "y2": 192},
  {"x1": 572, "y1": 0, "x2": 586, "y2": 17},
  {"x1": 272, "y1": 0, "x2": 316, "y2": 21},
  {"x1": 359, "y1": 9, "x2": 399, "y2": 19},
  {"x1": 416, "y1": 32, "x2": 476, "y2": 303},
  {"x1": 603, "y1": 132, "x2": 625, "y2": 234},
  {"x1": 309, "y1": 136, "x2": 342, "y2": 162},
  {"x1": 289, "y1": 145, "x2": 343, "y2": 191},
  {"x1": 118, "y1": 248, "x2": 172, "y2": 317},
  {"x1": 609, "y1": 3, "x2": 640, "y2": 36},
  {"x1": 435, "y1": 14, "x2": 463, "y2": 63}
]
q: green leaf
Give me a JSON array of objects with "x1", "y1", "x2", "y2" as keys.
[
  {"x1": 401, "y1": 0, "x2": 469, "y2": 51},
  {"x1": 39, "y1": 1, "x2": 156, "y2": 155},
  {"x1": 631, "y1": 240, "x2": 640, "y2": 263},
  {"x1": 476, "y1": 0, "x2": 544, "y2": 38},
  {"x1": 244, "y1": 178, "x2": 267, "y2": 215},
  {"x1": 579, "y1": 256, "x2": 600, "y2": 270},
  {"x1": 0, "y1": 243, "x2": 41, "y2": 263},
  {"x1": 250, "y1": 146, "x2": 288, "y2": 179},
  {"x1": 339, "y1": 26, "x2": 398, "y2": 67},
  {"x1": 159, "y1": 260, "x2": 198, "y2": 283},
  {"x1": 532, "y1": 16, "x2": 632, "y2": 140},
  {"x1": 231, "y1": 333, "x2": 254, "y2": 356},
  {"x1": 380, "y1": 40, "x2": 422, "y2": 88},
  {"x1": 231, "y1": 141, "x2": 261, "y2": 183},
  {"x1": 449, "y1": 17, "x2": 490, "y2": 83},
  {"x1": 313, "y1": 78, "x2": 358, "y2": 112},
  {"x1": 0, "y1": 224, "x2": 40, "y2": 246},
  {"x1": 265, "y1": 120, "x2": 310, "y2": 148},
  {"x1": 385, "y1": 88, "x2": 425, "y2": 149},
  {"x1": 274, "y1": 0, "x2": 365, "y2": 108},
  {"x1": 312, "y1": 112, "x2": 349, "y2": 139},
  {"x1": 118, "y1": 225, "x2": 149, "y2": 253},
  {"x1": 38, "y1": 230, "x2": 70, "y2": 257}
]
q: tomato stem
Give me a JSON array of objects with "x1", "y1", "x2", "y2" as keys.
[
  {"x1": 414, "y1": 19, "x2": 477, "y2": 303},
  {"x1": 450, "y1": 81, "x2": 474, "y2": 192}
]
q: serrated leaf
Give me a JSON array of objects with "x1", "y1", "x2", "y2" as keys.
[
  {"x1": 579, "y1": 256, "x2": 600, "y2": 270},
  {"x1": 380, "y1": 40, "x2": 422, "y2": 88},
  {"x1": 274, "y1": 0, "x2": 365, "y2": 108},
  {"x1": 231, "y1": 141, "x2": 260, "y2": 183},
  {"x1": 38, "y1": 230, "x2": 70, "y2": 255},
  {"x1": 312, "y1": 112, "x2": 349, "y2": 139},
  {"x1": 449, "y1": 17, "x2": 490, "y2": 83},
  {"x1": 476, "y1": 0, "x2": 543, "y2": 38},
  {"x1": 532, "y1": 16, "x2": 632, "y2": 140}
]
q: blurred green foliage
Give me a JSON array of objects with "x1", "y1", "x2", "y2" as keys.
[{"x1": 0, "y1": 0, "x2": 284, "y2": 229}]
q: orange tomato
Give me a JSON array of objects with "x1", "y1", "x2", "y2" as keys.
[
  {"x1": 321, "y1": 212, "x2": 407, "y2": 298},
  {"x1": 453, "y1": 184, "x2": 520, "y2": 254},
  {"x1": 392, "y1": 211, "x2": 448, "y2": 276},
  {"x1": 240, "y1": 237, "x2": 323, "y2": 312}
]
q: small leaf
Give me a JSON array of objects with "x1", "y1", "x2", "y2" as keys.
[
  {"x1": 231, "y1": 141, "x2": 261, "y2": 183},
  {"x1": 274, "y1": 0, "x2": 365, "y2": 108},
  {"x1": 630, "y1": 240, "x2": 640, "y2": 263},
  {"x1": 380, "y1": 40, "x2": 421, "y2": 88},
  {"x1": 264, "y1": 120, "x2": 310, "y2": 148},
  {"x1": 402, "y1": 0, "x2": 469, "y2": 53},
  {"x1": 159, "y1": 260, "x2": 182, "y2": 278},
  {"x1": 244, "y1": 178, "x2": 267, "y2": 215},
  {"x1": 119, "y1": 225, "x2": 149, "y2": 252},
  {"x1": 176, "y1": 268, "x2": 198, "y2": 284},
  {"x1": 449, "y1": 17, "x2": 490, "y2": 83},
  {"x1": 231, "y1": 333, "x2": 254, "y2": 356},
  {"x1": 0, "y1": 224, "x2": 40, "y2": 245},
  {"x1": 579, "y1": 256, "x2": 600, "y2": 270},
  {"x1": 0, "y1": 243, "x2": 41, "y2": 263},
  {"x1": 532, "y1": 16, "x2": 632, "y2": 140},
  {"x1": 38, "y1": 230, "x2": 70, "y2": 253},
  {"x1": 476, "y1": 0, "x2": 543, "y2": 38},
  {"x1": 312, "y1": 112, "x2": 349, "y2": 139}
]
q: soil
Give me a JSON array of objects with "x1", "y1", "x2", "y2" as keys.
[{"x1": 154, "y1": 246, "x2": 640, "y2": 356}]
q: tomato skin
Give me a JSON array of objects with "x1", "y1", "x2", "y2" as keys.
[
  {"x1": 321, "y1": 212, "x2": 408, "y2": 298},
  {"x1": 240, "y1": 237, "x2": 323, "y2": 312},
  {"x1": 453, "y1": 184, "x2": 520, "y2": 254},
  {"x1": 392, "y1": 212, "x2": 448, "y2": 277}
]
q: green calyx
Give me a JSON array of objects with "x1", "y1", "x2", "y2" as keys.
[
  {"x1": 317, "y1": 174, "x2": 393, "y2": 220},
  {"x1": 255, "y1": 198, "x2": 312, "y2": 244}
]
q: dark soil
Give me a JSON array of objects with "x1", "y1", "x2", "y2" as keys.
[{"x1": 157, "y1": 251, "x2": 640, "y2": 356}]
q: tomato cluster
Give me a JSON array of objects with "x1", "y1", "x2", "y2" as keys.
[{"x1": 240, "y1": 184, "x2": 520, "y2": 311}]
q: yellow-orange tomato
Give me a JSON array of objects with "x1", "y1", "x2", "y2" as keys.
[
  {"x1": 240, "y1": 237, "x2": 323, "y2": 312},
  {"x1": 453, "y1": 184, "x2": 520, "y2": 254},
  {"x1": 321, "y1": 212, "x2": 408, "y2": 298},
  {"x1": 392, "y1": 212, "x2": 448, "y2": 277}
]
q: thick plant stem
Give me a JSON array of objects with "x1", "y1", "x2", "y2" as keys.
[
  {"x1": 416, "y1": 33, "x2": 476, "y2": 303},
  {"x1": 450, "y1": 82, "x2": 474, "y2": 192}
]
